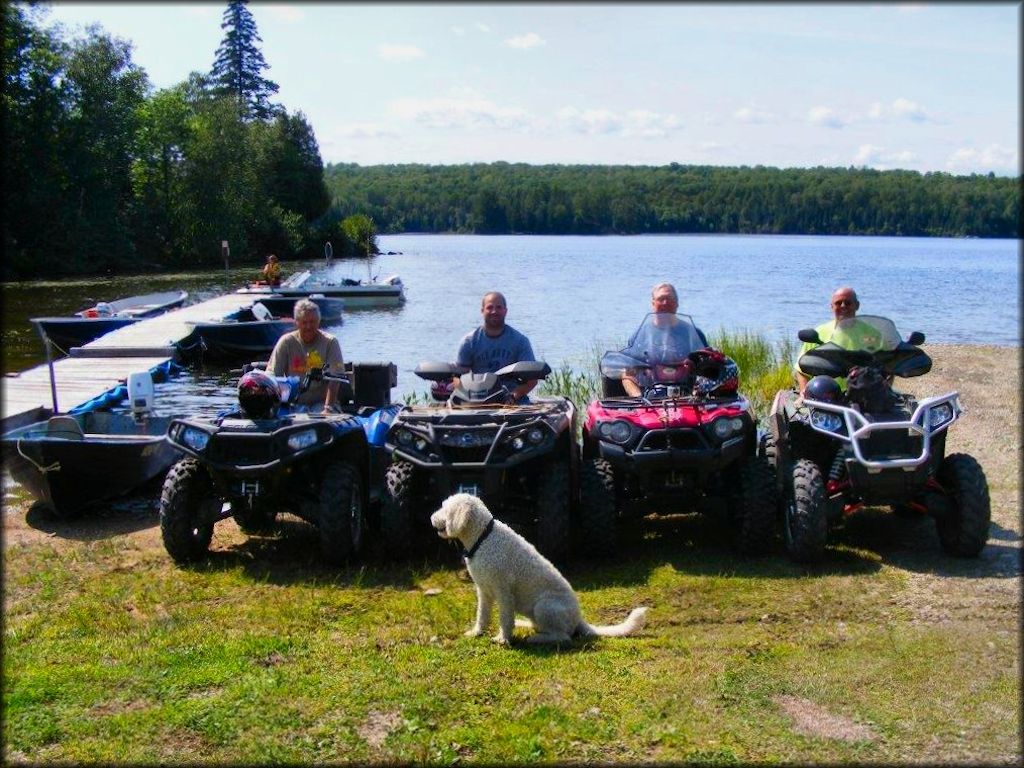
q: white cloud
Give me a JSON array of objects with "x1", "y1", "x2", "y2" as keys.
[
  {"x1": 891, "y1": 97, "x2": 929, "y2": 122},
  {"x1": 808, "y1": 106, "x2": 848, "y2": 129},
  {"x1": 946, "y1": 144, "x2": 1018, "y2": 173},
  {"x1": 378, "y1": 44, "x2": 425, "y2": 62},
  {"x1": 853, "y1": 144, "x2": 918, "y2": 169},
  {"x1": 339, "y1": 123, "x2": 400, "y2": 139},
  {"x1": 390, "y1": 96, "x2": 535, "y2": 132},
  {"x1": 476, "y1": 22, "x2": 490, "y2": 33},
  {"x1": 865, "y1": 97, "x2": 937, "y2": 123},
  {"x1": 557, "y1": 106, "x2": 680, "y2": 138},
  {"x1": 505, "y1": 32, "x2": 545, "y2": 49},
  {"x1": 451, "y1": 25, "x2": 465, "y2": 36},
  {"x1": 734, "y1": 106, "x2": 775, "y2": 124},
  {"x1": 263, "y1": 5, "x2": 304, "y2": 23}
]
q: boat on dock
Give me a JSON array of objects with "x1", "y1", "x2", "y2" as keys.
[
  {"x1": 0, "y1": 372, "x2": 180, "y2": 516},
  {"x1": 30, "y1": 290, "x2": 189, "y2": 351},
  {"x1": 238, "y1": 270, "x2": 405, "y2": 307},
  {"x1": 176, "y1": 303, "x2": 295, "y2": 361}
]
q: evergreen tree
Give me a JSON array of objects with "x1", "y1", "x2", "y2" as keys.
[{"x1": 208, "y1": 0, "x2": 279, "y2": 120}]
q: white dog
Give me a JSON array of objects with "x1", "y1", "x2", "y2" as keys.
[{"x1": 430, "y1": 493, "x2": 648, "y2": 645}]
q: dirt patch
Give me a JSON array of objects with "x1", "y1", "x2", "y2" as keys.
[
  {"x1": 892, "y1": 345, "x2": 1021, "y2": 627},
  {"x1": 773, "y1": 694, "x2": 876, "y2": 742},
  {"x1": 357, "y1": 709, "x2": 403, "y2": 748}
]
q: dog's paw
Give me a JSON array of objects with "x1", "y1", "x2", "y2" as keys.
[
  {"x1": 491, "y1": 634, "x2": 511, "y2": 645},
  {"x1": 464, "y1": 627, "x2": 484, "y2": 638}
]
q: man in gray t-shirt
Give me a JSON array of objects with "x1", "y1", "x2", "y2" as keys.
[{"x1": 454, "y1": 291, "x2": 537, "y2": 401}]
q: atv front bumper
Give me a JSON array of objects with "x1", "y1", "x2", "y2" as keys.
[{"x1": 597, "y1": 433, "x2": 747, "y2": 483}]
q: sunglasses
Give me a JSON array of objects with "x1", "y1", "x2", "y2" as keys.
[{"x1": 832, "y1": 299, "x2": 855, "y2": 307}]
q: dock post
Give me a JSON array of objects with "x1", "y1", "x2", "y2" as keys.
[{"x1": 43, "y1": 335, "x2": 59, "y2": 414}]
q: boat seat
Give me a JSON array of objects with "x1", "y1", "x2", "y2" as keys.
[
  {"x1": 46, "y1": 415, "x2": 84, "y2": 440},
  {"x1": 251, "y1": 302, "x2": 273, "y2": 321}
]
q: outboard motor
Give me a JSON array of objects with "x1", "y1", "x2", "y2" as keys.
[{"x1": 127, "y1": 371, "x2": 155, "y2": 422}]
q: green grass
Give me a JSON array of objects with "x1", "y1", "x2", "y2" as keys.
[{"x1": 3, "y1": 512, "x2": 1018, "y2": 764}]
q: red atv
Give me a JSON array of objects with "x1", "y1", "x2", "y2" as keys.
[{"x1": 579, "y1": 312, "x2": 776, "y2": 556}]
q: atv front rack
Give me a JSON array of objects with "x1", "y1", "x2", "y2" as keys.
[{"x1": 800, "y1": 392, "x2": 961, "y2": 471}]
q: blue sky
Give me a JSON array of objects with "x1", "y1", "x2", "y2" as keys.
[{"x1": 35, "y1": 2, "x2": 1020, "y2": 175}]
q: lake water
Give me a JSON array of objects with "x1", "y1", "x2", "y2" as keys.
[{"x1": 2, "y1": 234, "x2": 1019, "y2": 413}]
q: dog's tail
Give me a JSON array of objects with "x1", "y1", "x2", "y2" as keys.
[{"x1": 578, "y1": 606, "x2": 648, "y2": 638}]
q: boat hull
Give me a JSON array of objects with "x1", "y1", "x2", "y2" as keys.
[
  {"x1": 31, "y1": 317, "x2": 138, "y2": 350},
  {"x1": 1, "y1": 412, "x2": 180, "y2": 516},
  {"x1": 179, "y1": 319, "x2": 295, "y2": 360}
]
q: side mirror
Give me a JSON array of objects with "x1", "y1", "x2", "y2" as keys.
[
  {"x1": 907, "y1": 331, "x2": 925, "y2": 346},
  {"x1": 797, "y1": 328, "x2": 822, "y2": 344}
]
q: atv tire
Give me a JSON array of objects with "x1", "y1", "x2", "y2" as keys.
[
  {"x1": 318, "y1": 461, "x2": 364, "y2": 565},
  {"x1": 380, "y1": 460, "x2": 422, "y2": 559},
  {"x1": 536, "y1": 461, "x2": 571, "y2": 562},
  {"x1": 934, "y1": 453, "x2": 990, "y2": 557},
  {"x1": 578, "y1": 457, "x2": 617, "y2": 557},
  {"x1": 729, "y1": 457, "x2": 777, "y2": 556},
  {"x1": 783, "y1": 458, "x2": 827, "y2": 563},
  {"x1": 160, "y1": 458, "x2": 215, "y2": 563}
]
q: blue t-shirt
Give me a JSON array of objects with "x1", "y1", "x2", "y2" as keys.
[{"x1": 455, "y1": 325, "x2": 535, "y2": 373}]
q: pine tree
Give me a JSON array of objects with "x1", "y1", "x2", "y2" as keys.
[{"x1": 208, "y1": 0, "x2": 279, "y2": 120}]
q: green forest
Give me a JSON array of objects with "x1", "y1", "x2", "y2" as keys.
[
  {"x1": 2, "y1": 2, "x2": 1020, "y2": 282},
  {"x1": 324, "y1": 162, "x2": 1020, "y2": 239}
]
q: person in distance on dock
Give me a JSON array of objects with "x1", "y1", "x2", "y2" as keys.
[
  {"x1": 267, "y1": 299, "x2": 343, "y2": 410},
  {"x1": 261, "y1": 254, "x2": 282, "y2": 286}
]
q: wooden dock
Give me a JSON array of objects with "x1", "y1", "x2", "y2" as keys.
[{"x1": 2, "y1": 293, "x2": 260, "y2": 428}]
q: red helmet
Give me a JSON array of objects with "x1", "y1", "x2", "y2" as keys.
[{"x1": 237, "y1": 370, "x2": 281, "y2": 419}]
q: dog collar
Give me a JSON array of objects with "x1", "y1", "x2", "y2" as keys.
[{"x1": 462, "y1": 518, "x2": 495, "y2": 560}]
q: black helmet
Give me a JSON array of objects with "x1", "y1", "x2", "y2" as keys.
[
  {"x1": 804, "y1": 375, "x2": 842, "y2": 403},
  {"x1": 237, "y1": 370, "x2": 281, "y2": 418}
]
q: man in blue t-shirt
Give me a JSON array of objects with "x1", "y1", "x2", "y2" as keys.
[{"x1": 454, "y1": 291, "x2": 537, "y2": 401}]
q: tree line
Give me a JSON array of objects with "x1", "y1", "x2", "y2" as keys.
[
  {"x1": 324, "y1": 162, "x2": 1020, "y2": 239},
  {"x1": 1, "y1": 2, "x2": 370, "y2": 281}
]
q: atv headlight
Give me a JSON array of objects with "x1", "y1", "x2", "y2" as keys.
[
  {"x1": 395, "y1": 429, "x2": 414, "y2": 446},
  {"x1": 414, "y1": 437, "x2": 428, "y2": 452},
  {"x1": 810, "y1": 409, "x2": 844, "y2": 433},
  {"x1": 286, "y1": 428, "x2": 318, "y2": 451},
  {"x1": 598, "y1": 420, "x2": 632, "y2": 444},
  {"x1": 527, "y1": 427, "x2": 545, "y2": 444},
  {"x1": 927, "y1": 403, "x2": 954, "y2": 429},
  {"x1": 511, "y1": 436, "x2": 525, "y2": 451},
  {"x1": 181, "y1": 426, "x2": 210, "y2": 452},
  {"x1": 711, "y1": 418, "x2": 733, "y2": 439}
]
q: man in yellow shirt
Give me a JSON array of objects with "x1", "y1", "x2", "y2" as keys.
[{"x1": 795, "y1": 286, "x2": 885, "y2": 395}]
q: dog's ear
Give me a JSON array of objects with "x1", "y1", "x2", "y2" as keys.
[{"x1": 447, "y1": 500, "x2": 469, "y2": 538}]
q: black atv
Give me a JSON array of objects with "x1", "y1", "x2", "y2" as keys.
[
  {"x1": 159, "y1": 362, "x2": 400, "y2": 565},
  {"x1": 765, "y1": 315, "x2": 990, "y2": 563},
  {"x1": 380, "y1": 360, "x2": 577, "y2": 561}
]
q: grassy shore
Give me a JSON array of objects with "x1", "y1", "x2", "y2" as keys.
[{"x1": 2, "y1": 344, "x2": 1020, "y2": 764}]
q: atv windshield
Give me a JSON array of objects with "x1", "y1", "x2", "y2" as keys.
[
  {"x1": 818, "y1": 315, "x2": 904, "y2": 353},
  {"x1": 601, "y1": 313, "x2": 706, "y2": 380}
]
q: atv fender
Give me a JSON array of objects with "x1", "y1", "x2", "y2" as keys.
[{"x1": 768, "y1": 389, "x2": 792, "y2": 497}]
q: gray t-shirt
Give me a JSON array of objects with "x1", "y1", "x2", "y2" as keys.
[
  {"x1": 267, "y1": 329, "x2": 343, "y2": 406},
  {"x1": 455, "y1": 325, "x2": 535, "y2": 373}
]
